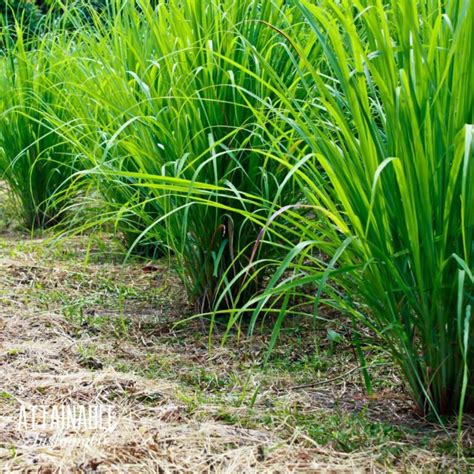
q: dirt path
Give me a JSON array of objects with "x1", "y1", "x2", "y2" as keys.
[{"x1": 0, "y1": 233, "x2": 471, "y2": 472}]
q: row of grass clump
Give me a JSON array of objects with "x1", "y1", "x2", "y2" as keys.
[{"x1": 0, "y1": 0, "x2": 472, "y2": 421}]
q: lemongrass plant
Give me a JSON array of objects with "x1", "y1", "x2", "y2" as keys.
[
  {"x1": 57, "y1": 0, "x2": 315, "y2": 309},
  {"x1": 0, "y1": 21, "x2": 81, "y2": 228},
  {"x1": 228, "y1": 0, "x2": 473, "y2": 417}
]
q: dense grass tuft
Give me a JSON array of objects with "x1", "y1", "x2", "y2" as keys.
[{"x1": 232, "y1": 0, "x2": 473, "y2": 417}]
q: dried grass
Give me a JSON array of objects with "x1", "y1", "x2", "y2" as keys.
[{"x1": 0, "y1": 234, "x2": 471, "y2": 472}]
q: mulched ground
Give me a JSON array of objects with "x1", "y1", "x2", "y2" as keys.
[{"x1": 0, "y1": 233, "x2": 472, "y2": 472}]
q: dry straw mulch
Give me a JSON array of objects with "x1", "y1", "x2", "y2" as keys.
[
  {"x1": 0, "y1": 240, "x2": 362, "y2": 473},
  {"x1": 0, "y1": 235, "x2": 471, "y2": 472}
]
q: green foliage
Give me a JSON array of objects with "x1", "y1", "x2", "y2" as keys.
[
  {"x1": 233, "y1": 0, "x2": 473, "y2": 417},
  {"x1": 0, "y1": 0, "x2": 110, "y2": 44},
  {"x1": 57, "y1": 0, "x2": 313, "y2": 309},
  {"x1": 0, "y1": 29, "x2": 80, "y2": 228},
  {"x1": 0, "y1": 0, "x2": 472, "y2": 422},
  {"x1": 0, "y1": 0, "x2": 44, "y2": 41}
]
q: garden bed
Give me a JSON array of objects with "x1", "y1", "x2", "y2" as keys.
[{"x1": 0, "y1": 230, "x2": 471, "y2": 472}]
